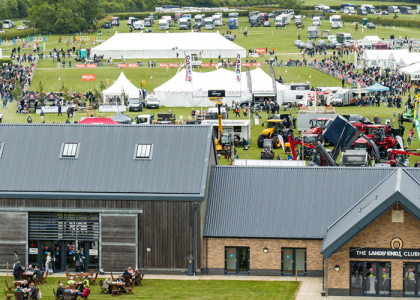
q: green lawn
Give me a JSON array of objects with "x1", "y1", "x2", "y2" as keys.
[{"x1": 0, "y1": 276, "x2": 300, "y2": 299}]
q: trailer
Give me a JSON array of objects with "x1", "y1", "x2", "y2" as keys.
[
  {"x1": 307, "y1": 26, "x2": 320, "y2": 39},
  {"x1": 159, "y1": 19, "x2": 169, "y2": 30},
  {"x1": 329, "y1": 15, "x2": 342, "y2": 24},
  {"x1": 330, "y1": 88, "x2": 369, "y2": 106},
  {"x1": 204, "y1": 17, "x2": 214, "y2": 30},
  {"x1": 340, "y1": 3, "x2": 354, "y2": 13},
  {"x1": 212, "y1": 14, "x2": 223, "y2": 26},
  {"x1": 194, "y1": 14, "x2": 205, "y2": 27},
  {"x1": 228, "y1": 18, "x2": 239, "y2": 29},
  {"x1": 400, "y1": 6, "x2": 413, "y2": 14},
  {"x1": 361, "y1": 4, "x2": 376, "y2": 14},
  {"x1": 315, "y1": 4, "x2": 330, "y2": 11},
  {"x1": 133, "y1": 20, "x2": 144, "y2": 30},
  {"x1": 357, "y1": 7, "x2": 367, "y2": 15},
  {"x1": 388, "y1": 6, "x2": 400, "y2": 13},
  {"x1": 179, "y1": 17, "x2": 191, "y2": 30},
  {"x1": 275, "y1": 15, "x2": 286, "y2": 27}
]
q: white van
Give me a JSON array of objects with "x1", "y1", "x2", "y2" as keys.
[
  {"x1": 133, "y1": 21, "x2": 144, "y2": 30},
  {"x1": 159, "y1": 19, "x2": 169, "y2": 30},
  {"x1": 204, "y1": 17, "x2": 214, "y2": 30},
  {"x1": 3, "y1": 20, "x2": 15, "y2": 29},
  {"x1": 145, "y1": 96, "x2": 159, "y2": 109}
]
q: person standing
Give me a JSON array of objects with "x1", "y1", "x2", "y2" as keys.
[
  {"x1": 393, "y1": 111, "x2": 396, "y2": 123},
  {"x1": 58, "y1": 102, "x2": 62, "y2": 116},
  {"x1": 46, "y1": 252, "x2": 52, "y2": 274},
  {"x1": 13, "y1": 251, "x2": 18, "y2": 268},
  {"x1": 0, "y1": 111, "x2": 3, "y2": 123},
  {"x1": 40, "y1": 110, "x2": 44, "y2": 122},
  {"x1": 13, "y1": 261, "x2": 22, "y2": 281}
]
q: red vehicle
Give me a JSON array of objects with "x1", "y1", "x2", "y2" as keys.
[
  {"x1": 175, "y1": 13, "x2": 183, "y2": 22},
  {"x1": 304, "y1": 118, "x2": 332, "y2": 145},
  {"x1": 353, "y1": 125, "x2": 401, "y2": 158},
  {"x1": 382, "y1": 149, "x2": 420, "y2": 167}
]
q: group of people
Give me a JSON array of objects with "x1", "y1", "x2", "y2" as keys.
[
  {"x1": 56, "y1": 276, "x2": 90, "y2": 300},
  {"x1": 13, "y1": 251, "x2": 41, "y2": 300},
  {"x1": 102, "y1": 267, "x2": 143, "y2": 294},
  {"x1": 0, "y1": 63, "x2": 34, "y2": 110}
]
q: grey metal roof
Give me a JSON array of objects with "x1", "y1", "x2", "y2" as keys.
[
  {"x1": 0, "y1": 124, "x2": 214, "y2": 200},
  {"x1": 204, "y1": 166, "x2": 395, "y2": 239},
  {"x1": 321, "y1": 169, "x2": 420, "y2": 258}
]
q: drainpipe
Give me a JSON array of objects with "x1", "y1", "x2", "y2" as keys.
[
  {"x1": 326, "y1": 258, "x2": 329, "y2": 299},
  {"x1": 193, "y1": 203, "x2": 197, "y2": 276}
]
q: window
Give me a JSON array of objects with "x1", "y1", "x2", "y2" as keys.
[
  {"x1": 136, "y1": 144, "x2": 152, "y2": 158},
  {"x1": 62, "y1": 143, "x2": 78, "y2": 157}
]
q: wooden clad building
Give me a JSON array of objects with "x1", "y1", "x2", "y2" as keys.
[{"x1": 0, "y1": 124, "x2": 216, "y2": 274}]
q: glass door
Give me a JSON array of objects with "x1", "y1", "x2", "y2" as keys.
[
  {"x1": 364, "y1": 262, "x2": 391, "y2": 296},
  {"x1": 379, "y1": 262, "x2": 391, "y2": 296},
  {"x1": 281, "y1": 248, "x2": 306, "y2": 276},
  {"x1": 404, "y1": 262, "x2": 418, "y2": 297},
  {"x1": 225, "y1": 247, "x2": 250, "y2": 274},
  {"x1": 225, "y1": 247, "x2": 237, "y2": 273},
  {"x1": 365, "y1": 262, "x2": 377, "y2": 295},
  {"x1": 350, "y1": 262, "x2": 364, "y2": 295}
]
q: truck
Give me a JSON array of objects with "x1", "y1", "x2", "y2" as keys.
[
  {"x1": 179, "y1": 17, "x2": 191, "y2": 30},
  {"x1": 212, "y1": 14, "x2": 223, "y2": 26},
  {"x1": 258, "y1": 13, "x2": 269, "y2": 22},
  {"x1": 162, "y1": 16, "x2": 173, "y2": 26},
  {"x1": 340, "y1": 3, "x2": 354, "y2": 13},
  {"x1": 174, "y1": 13, "x2": 183, "y2": 22},
  {"x1": 307, "y1": 26, "x2": 320, "y2": 39},
  {"x1": 133, "y1": 20, "x2": 144, "y2": 30},
  {"x1": 249, "y1": 15, "x2": 260, "y2": 27},
  {"x1": 400, "y1": 6, "x2": 413, "y2": 14},
  {"x1": 388, "y1": 6, "x2": 400, "y2": 13},
  {"x1": 127, "y1": 17, "x2": 136, "y2": 25},
  {"x1": 111, "y1": 17, "x2": 120, "y2": 26},
  {"x1": 336, "y1": 32, "x2": 353, "y2": 44},
  {"x1": 159, "y1": 19, "x2": 169, "y2": 30},
  {"x1": 344, "y1": 6, "x2": 355, "y2": 14},
  {"x1": 204, "y1": 17, "x2": 214, "y2": 30},
  {"x1": 329, "y1": 15, "x2": 342, "y2": 24},
  {"x1": 194, "y1": 14, "x2": 205, "y2": 27},
  {"x1": 228, "y1": 18, "x2": 239, "y2": 29},
  {"x1": 294, "y1": 15, "x2": 302, "y2": 25},
  {"x1": 313, "y1": 16, "x2": 322, "y2": 26},
  {"x1": 275, "y1": 15, "x2": 286, "y2": 27},
  {"x1": 330, "y1": 88, "x2": 368, "y2": 106},
  {"x1": 144, "y1": 17, "x2": 153, "y2": 27},
  {"x1": 361, "y1": 4, "x2": 376, "y2": 14},
  {"x1": 315, "y1": 4, "x2": 330, "y2": 11},
  {"x1": 357, "y1": 7, "x2": 367, "y2": 15}
]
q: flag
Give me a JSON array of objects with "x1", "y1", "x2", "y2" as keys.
[
  {"x1": 185, "y1": 52, "x2": 193, "y2": 82},
  {"x1": 354, "y1": 40, "x2": 359, "y2": 53},
  {"x1": 235, "y1": 52, "x2": 241, "y2": 83},
  {"x1": 193, "y1": 88, "x2": 203, "y2": 97}
]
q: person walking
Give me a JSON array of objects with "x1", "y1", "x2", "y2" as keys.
[
  {"x1": 235, "y1": 105, "x2": 240, "y2": 117},
  {"x1": 13, "y1": 261, "x2": 22, "y2": 281},
  {"x1": 13, "y1": 251, "x2": 18, "y2": 269},
  {"x1": 40, "y1": 110, "x2": 44, "y2": 122}
]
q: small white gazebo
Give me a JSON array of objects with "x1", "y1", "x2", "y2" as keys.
[{"x1": 101, "y1": 72, "x2": 140, "y2": 112}]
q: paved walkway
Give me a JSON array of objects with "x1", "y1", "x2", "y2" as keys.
[{"x1": 0, "y1": 272, "x2": 407, "y2": 299}]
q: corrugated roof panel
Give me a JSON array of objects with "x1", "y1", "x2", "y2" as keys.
[
  {"x1": 0, "y1": 124, "x2": 212, "y2": 195},
  {"x1": 204, "y1": 166, "x2": 395, "y2": 239}
]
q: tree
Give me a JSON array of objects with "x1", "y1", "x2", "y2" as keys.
[
  {"x1": 6, "y1": 0, "x2": 19, "y2": 18},
  {"x1": 279, "y1": 0, "x2": 302, "y2": 10}
]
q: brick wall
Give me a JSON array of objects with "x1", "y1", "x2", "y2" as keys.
[
  {"x1": 326, "y1": 204, "x2": 420, "y2": 293},
  {"x1": 204, "y1": 237, "x2": 323, "y2": 275}
]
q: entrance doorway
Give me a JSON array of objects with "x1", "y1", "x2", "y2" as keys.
[
  {"x1": 225, "y1": 247, "x2": 250, "y2": 274},
  {"x1": 404, "y1": 262, "x2": 420, "y2": 296},
  {"x1": 350, "y1": 261, "x2": 391, "y2": 296},
  {"x1": 281, "y1": 248, "x2": 306, "y2": 276}
]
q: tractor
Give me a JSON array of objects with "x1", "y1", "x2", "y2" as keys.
[
  {"x1": 304, "y1": 117, "x2": 332, "y2": 145},
  {"x1": 353, "y1": 124, "x2": 402, "y2": 158},
  {"x1": 257, "y1": 119, "x2": 293, "y2": 149},
  {"x1": 261, "y1": 139, "x2": 275, "y2": 159}
]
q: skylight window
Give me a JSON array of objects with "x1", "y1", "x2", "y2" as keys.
[
  {"x1": 62, "y1": 143, "x2": 78, "y2": 157},
  {"x1": 136, "y1": 144, "x2": 152, "y2": 158}
]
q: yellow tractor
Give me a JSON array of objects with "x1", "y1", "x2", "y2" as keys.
[
  {"x1": 210, "y1": 98, "x2": 229, "y2": 151},
  {"x1": 257, "y1": 119, "x2": 294, "y2": 149}
]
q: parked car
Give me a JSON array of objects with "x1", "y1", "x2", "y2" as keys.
[
  {"x1": 367, "y1": 22, "x2": 375, "y2": 29},
  {"x1": 294, "y1": 40, "x2": 306, "y2": 49},
  {"x1": 17, "y1": 25, "x2": 28, "y2": 30},
  {"x1": 224, "y1": 34, "x2": 235, "y2": 41},
  {"x1": 305, "y1": 42, "x2": 314, "y2": 50},
  {"x1": 381, "y1": 10, "x2": 389, "y2": 15},
  {"x1": 316, "y1": 40, "x2": 327, "y2": 48},
  {"x1": 325, "y1": 9, "x2": 336, "y2": 13},
  {"x1": 263, "y1": 21, "x2": 271, "y2": 27},
  {"x1": 332, "y1": 22, "x2": 340, "y2": 29}
]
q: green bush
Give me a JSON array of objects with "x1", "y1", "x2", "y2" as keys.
[
  {"x1": 0, "y1": 58, "x2": 13, "y2": 65},
  {"x1": 0, "y1": 28, "x2": 41, "y2": 40},
  {"x1": 95, "y1": 15, "x2": 113, "y2": 29}
]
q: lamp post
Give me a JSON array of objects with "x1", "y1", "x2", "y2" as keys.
[
  {"x1": 146, "y1": 246, "x2": 151, "y2": 272},
  {"x1": 244, "y1": 144, "x2": 250, "y2": 166}
]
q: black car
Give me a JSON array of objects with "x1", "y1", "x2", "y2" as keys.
[{"x1": 224, "y1": 34, "x2": 235, "y2": 41}]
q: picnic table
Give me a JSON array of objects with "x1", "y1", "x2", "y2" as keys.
[
  {"x1": 76, "y1": 273, "x2": 92, "y2": 281},
  {"x1": 12, "y1": 280, "x2": 25, "y2": 288},
  {"x1": 21, "y1": 272, "x2": 34, "y2": 282},
  {"x1": 110, "y1": 282, "x2": 125, "y2": 296}
]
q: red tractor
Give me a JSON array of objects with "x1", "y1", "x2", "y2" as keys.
[
  {"x1": 380, "y1": 149, "x2": 420, "y2": 167},
  {"x1": 304, "y1": 118, "x2": 332, "y2": 145},
  {"x1": 353, "y1": 124, "x2": 402, "y2": 158}
]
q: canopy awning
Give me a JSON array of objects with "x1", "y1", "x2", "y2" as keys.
[
  {"x1": 22, "y1": 91, "x2": 39, "y2": 102},
  {"x1": 368, "y1": 83, "x2": 389, "y2": 92}
]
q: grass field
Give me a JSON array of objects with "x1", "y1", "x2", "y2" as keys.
[{"x1": 0, "y1": 276, "x2": 300, "y2": 299}]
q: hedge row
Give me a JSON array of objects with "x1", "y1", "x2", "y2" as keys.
[
  {"x1": 0, "y1": 28, "x2": 41, "y2": 40},
  {"x1": 0, "y1": 58, "x2": 13, "y2": 65},
  {"x1": 324, "y1": 13, "x2": 420, "y2": 28},
  {"x1": 95, "y1": 15, "x2": 114, "y2": 29}
]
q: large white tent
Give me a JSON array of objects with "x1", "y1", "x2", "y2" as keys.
[
  {"x1": 102, "y1": 72, "x2": 140, "y2": 103},
  {"x1": 397, "y1": 53, "x2": 420, "y2": 68},
  {"x1": 153, "y1": 68, "x2": 288, "y2": 107},
  {"x1": 362, "y1": 49, "x2": 408, "y2": 68},
  {"x1": 400, "y1": 62, "x2": 420, "y2": 81},
  {"x1": 91, "y1": 32, "x2": 246, "y2": 59},
  {"x1": 361, "y1": 36, "x2": 380, "y2": 46}
]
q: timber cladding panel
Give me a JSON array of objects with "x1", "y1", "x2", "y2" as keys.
[
  {"x1": 0, "y1": 212, "x2": 26, "y2": 241},
  {"x1": 0, "y1": 244, "x2": 26, "y2": 269},
  {"x1": 101, "y1": 245, "x2": 136, "y2": 271},
  {"x1": 101, "y1": 215, "x2": 136, "y2": 244}
]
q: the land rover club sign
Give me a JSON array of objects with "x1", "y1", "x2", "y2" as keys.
[{"x1": 349, "y1": 247, "x2": 420, "y2": 259}]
